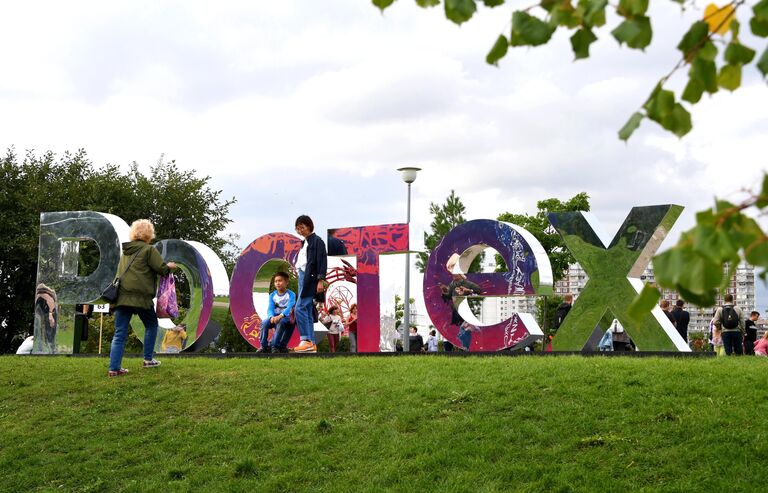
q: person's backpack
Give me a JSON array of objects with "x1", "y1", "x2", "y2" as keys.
[{"x1": 721, "y1": 306, "x2": 740, "y2": 330}]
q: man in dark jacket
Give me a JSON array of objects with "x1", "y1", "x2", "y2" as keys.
[
  {"x1": 408, "y1": 326, "x2": 424, "y2": 352},
  {"x1": 744, "y1": 311, "x2": 759, "y2": 355},
  {"x1": 293, "y1": 215, "x2": 327, "y2": 353},
  {"x1": 671, "y1": 299, "x2": 690, "y2": 344},
  {"x1": 552, "y1": 294, "x2": 573, "y2": 334}
]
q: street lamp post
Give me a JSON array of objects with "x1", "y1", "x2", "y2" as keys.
[{"x1": 397, "y1": 167, "x2": 420, "y2": 352}]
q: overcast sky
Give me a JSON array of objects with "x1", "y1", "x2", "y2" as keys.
[{"x1": 2, "y1": 0, "x2": 766, "y2": 311}]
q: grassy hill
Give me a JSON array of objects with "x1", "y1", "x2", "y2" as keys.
[{"x1": 1, "y1": 354, "x2": 767, "y2": 492}]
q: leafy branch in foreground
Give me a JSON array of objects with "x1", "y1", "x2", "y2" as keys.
[
  {"x1": 629, "y1": 172, "x2": 768, "y2": 321},
  {"x1": 372, "y1": 0, "x2": 768, "y2": 141}
]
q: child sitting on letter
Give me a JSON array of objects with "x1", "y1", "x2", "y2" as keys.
[{"x1": 258, "y1": 271, "x2": 296, "y2": 353}]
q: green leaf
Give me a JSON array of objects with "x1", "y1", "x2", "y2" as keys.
[
  {"x1": 745, "y1": 238, "x2": 768, "y2": 268},
  {"x1": 644, "y1": 90, "x2": 692, "y2": 137},
  {"x1": 416, "y1": 0, "x2": 441, "y2": 6},
  {"x1": 693, "y1": 223, "x2": 739, "y2": 263},
  {"x1": 724, "y1": 42, "x2": 756, "y2": 64},
  {"x1": 677, "y1": 21, "x2": 709, "y2": 59},
  {"x1": 486, "y1": 34, "x2": 509, "y2": 66},
  {"x1": 715, "y1": 199, "x2": 736, "y2": 214},
  {"x1": 618, "y1": 0, "x2": 649, "y2": 17},
  {"x1": 445, "y1": 0, "x2": 477, "y2": 24},
  {"x1": 643, "y1": 88, "x2": 674, "y2": 121},
  {"x1": 618, "y1": 112, "x2": 644, "y2": 141},
  {"x1": 373, "y1": 0, "x2": 396, "y2": 11},
  {"x1": 681, "y1": 78, "x2": 704, "y2": 103},
  {"x1": 731, "y1": 18, "x2": 741, "y2": 38},
  {"x1": 717, "y1": 64, "x2": 742, "y2": 91},
  {"x1": 654, "y1": 246, "x2": 723, "y2": 301},
  {"x1": 730, "y1": 215, "x2": 764, "y2": 247},
  {"x1": 481, "y1": 0, "x2": 505, "y2": 6},
  {"x1": 690, "y1": 57, "x2": 718, "y2": 94},
  {"x1": 665, "y1": 104, "x2": 692, "y2": 138},
  {"x1": 751, "y1": 16, "x2": 768, "y2": 37},
  {"x1": 570, "y1": 28, "x2": 598, "y2": 60},
  {"x1": 754, "y1": 0, "x2": 768, "y2": 21},
  {"x1": 698, "y1": 41, "x2": 718, "y2": 61},
  {"x1": 758, "y1": 47, "x2": 768, "y2": 77},
  {"x1": 611, "y1": 16, "x2": 652, "y2": 50},
  {"x1": 695, "y1": 208, "x2": 716, "y2": 227},
  {"x1": 510, "y1": 11, "x2": 556, "y2": 47},
  {"x1": 581, "y1": 0, "x2": 607, "y2": 27},
  {"x1": 758, "y1": 173, "x2": 768, "y2": 208},
  {"x1": 627, "y1": 284, "x2": 660, "y2": 324},
  {"x1": 551, "y1": 2, "x2": 581, "y2": 29}
]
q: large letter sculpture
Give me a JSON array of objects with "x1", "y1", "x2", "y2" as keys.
[
  {"x1": 423, "y1": 220, "x2": 553, "y2": 351},
  {"x1": 547, "y1": 205, "x2": 689, "y2": 352},
  {"x1": 130, "y1": 239, "x2": 224, "y2": 353},
  {"x1": 329, "y1": 224, "x2": 409, "y2": 352},
  {"x1": 230, "y1": 233, "x2": 302, "y2": 349},
  {"x1": 34, "y1": 211, "x2": 129, "y2": 353}
]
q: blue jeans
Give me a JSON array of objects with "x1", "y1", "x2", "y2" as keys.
[
  {"x1": 110, "y1": 306, "x2": 158, "y2": 370},
  {"x1": 296, "y1": 270, "x2": 315, "y2": 343},
  {"x1": 722, "y1": 331, "x2": 743, "y2": 355},
  {"x1": 260, "y1": 316, "x2": 295, "y2": 349},
  {"x1": 458, "y1": 325, "x2": 472, "y2": 349}
]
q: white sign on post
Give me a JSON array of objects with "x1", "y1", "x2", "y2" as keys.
[{"x1": 93, "y1": 304, "x2": 110, "y2": 313}]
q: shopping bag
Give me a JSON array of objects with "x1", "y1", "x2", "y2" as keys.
[{"x1": 156, "y1": 274, "x2": 179, "y2": 318}]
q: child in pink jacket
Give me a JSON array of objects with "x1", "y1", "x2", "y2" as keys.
[{"x1": 754, "y1": 331, "x2": 768, "y2": 356}]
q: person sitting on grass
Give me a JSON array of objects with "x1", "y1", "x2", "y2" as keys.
[{"x1": 257, "y1": 271, "x2": 296, "y2": 354}]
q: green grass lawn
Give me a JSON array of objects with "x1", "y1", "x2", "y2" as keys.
[{"x1": 1, "y1": 355, "x2": 767, "y2": 492}]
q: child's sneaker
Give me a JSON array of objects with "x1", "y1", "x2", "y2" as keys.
[
  {"x1": 293, "y1": 341, "x2": 317, "y2": 353},
  {"x1": 143, "y1": 359, "x2": 161, "y2": 368},
  {"x1": 108, "y1": 368, "x2": 129, "y2": 377}
]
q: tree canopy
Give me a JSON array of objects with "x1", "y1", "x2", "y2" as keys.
[
  {"x1": 0, "y1": 148, "x2": 236, "y2": 353},
  {"x1": 497, "y1": 192, "x2": 591, "y2": 283},
  {"x1": 417, "y1": 189, "x2": 484, "y2": 273}
]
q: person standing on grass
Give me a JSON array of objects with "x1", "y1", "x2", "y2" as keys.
[
  {"x1": 553, "y1": 294, "x2": 573, "y2": 334},
  {"x1": 713, "y1": 293, "x2": 744, "y2": 356},
  {"x1": 109, "y1": 219, "x2": 177, "y2": 377},
  {"x1": 293, "y1": 215, "x2": 327, "y2": 353},
  {"x1": 660, "y1": 300, "x2": 676, "y2": 327},
  {"x1": 744, "y1": 311, "x2": 759, "y2": 356},
  {"x1": 409, "y1": 326, "x2": 424, "y2": 353},
  {"x1": 321, "y1": 305, "x2": 344, "y2": 353},
  {"x1": 671, "y1": 299, "x2": 690, "y2": 345},
  {"x1": 345, "y1": 303, "x2": 358, "y2": 353},
  {"x1": 427, "y1": 329, "x2": 438, "y2": 352}
]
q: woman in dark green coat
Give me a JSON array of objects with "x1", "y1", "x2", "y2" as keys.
[{"x1": 108, "y1": 219, "x2": 176, "y2": 377}]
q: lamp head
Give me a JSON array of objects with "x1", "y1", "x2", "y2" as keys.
[{"x1": 397, "y1": 167, "x2": 421, "y2": 184}]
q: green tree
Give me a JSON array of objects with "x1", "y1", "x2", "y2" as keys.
[
  {"x1": 372, "y1": 1, "x2": 768, "y2": 140},
  {"x1": 394, "y1": 294, "x2": 416, "y2": 331},
  {"x1": 496, "y1": 192, "x2": 590, "y2": 283},
  {"x1": 416, "y1": 189, "x2": 483, "y2": 274},
  {"x1": 0, "y1": 148, "x2": 236, "y2": 353}
]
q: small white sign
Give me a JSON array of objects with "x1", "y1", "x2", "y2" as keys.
[{"x1": 93, "y1": 304, "x2": 110, "y2": 313}]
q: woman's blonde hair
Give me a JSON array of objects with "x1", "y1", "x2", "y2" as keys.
[{"x1": 129, "y1": 219, "x2": 155, "y2": 242}]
